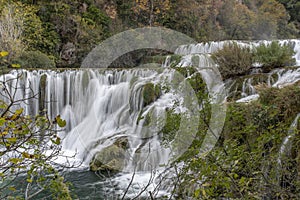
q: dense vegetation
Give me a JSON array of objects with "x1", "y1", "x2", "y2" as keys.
[
  {"x1": 167, "y1": 66, "x2": 300, "y2": 199},
  {"x1": 0, "y1": 0, "x2": 299, "y2": 67},
  {"x1": 211, "y1": 41, "x2": 296, "y2": 79}
]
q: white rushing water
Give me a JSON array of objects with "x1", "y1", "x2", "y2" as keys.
[
  {"x1": 235, "y1": 67, "x2": 300, "y2": 103},
  {"x1": 278, "y1": 113, "x2": 300, "y2": 167},
  {"x1": 2, "y1": 69, "x2": 189, "y2": 167},
  {"x1": 0, "y1": 67, "x2": 202, "y2": 198},
  {"x1": 175, "y1": 39, "x2": 300, "y2": 103},
  {"x1": 175, "y1": 39, "x2": 300, "y2": 66},
  {"x1": 277, "y1": 113, "x2": 300, "y2": 188}
]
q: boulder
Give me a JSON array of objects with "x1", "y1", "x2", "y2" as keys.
[{"x1": 89, "y1": 137, "x2": 129, "y2": 173}]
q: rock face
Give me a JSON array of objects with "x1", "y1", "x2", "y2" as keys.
[
  {"x1": 60, "y1": 42, "x2": 76, "y2": 66},
  {"x1": 89, "y1": 137, "x2": 129, "y2": 173}
]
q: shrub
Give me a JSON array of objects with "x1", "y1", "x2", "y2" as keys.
[
  {"x1": 16, "y1": 51, "x2": 55, "y2": 68},
  {"x1": 258, "y1": 84, "x2": 300, "y2": 120},
  {"x1": 254, "y1": 41, "x2": 296, "y2": 71},
  {"x1": 211, "y1": 42, "x2": 253, "y2": 79}
]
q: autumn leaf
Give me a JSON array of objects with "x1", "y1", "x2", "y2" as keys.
[
  {"x1": 0, "y1": 51, "x2": 9, "y2": 57},
  {"x1": 55, "y1": 115, "x2": 66, "y2": 127},
  {"x1": 11, "y1": 64, "x2": 21, "y2": 68}
]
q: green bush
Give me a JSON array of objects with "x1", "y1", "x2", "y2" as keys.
[
  {"x1": 258, "y1": 84, "x2": 300, "y2": 120},
  {"x1": 16, "y1": 51, "x2": 55, "y2": 68},
  {"x1": 254, "y1": 41, "x2": 296, "y2": 71},
  {"x1": 211, "y1": 42, "x2": 253, "y2": 79}
]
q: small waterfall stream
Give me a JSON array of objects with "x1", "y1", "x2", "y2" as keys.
[{"x1": 277, "y1": 113, "x2": 300, "y2": 178}]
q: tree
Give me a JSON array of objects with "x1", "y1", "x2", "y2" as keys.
[
  {"x1": 218, "y1": 0, "x2": 256, "y2": 39},
  {"x1": 132, "y1": 0, "x2": 171, "y2": 26},
  {"x1": 0, "y1": 2, "x2": 24, "y2": 60},
  {"x1": 0, "y1": 52, "x2": 71, "y2": 199}
]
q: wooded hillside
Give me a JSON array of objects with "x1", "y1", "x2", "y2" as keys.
[{"x1": 0, "y1": 0, "x2": 299, "y2": 67}]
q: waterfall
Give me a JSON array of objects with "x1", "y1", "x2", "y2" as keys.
[
  {"x1": 0, "y1": 49, "x2": 226, "y2": 197},
  {"x1": 175, "y1": 39, "x2": 300, "y2": 66},
  {"x1": 0, "y1": 68, "x2": 201, "y2": 173},
  {"x1": 278, "y1": 113, "x2": 300, "y2": 166},
  {"x1": 277, "y1": 113, "x2": 300, "y2": 187}
]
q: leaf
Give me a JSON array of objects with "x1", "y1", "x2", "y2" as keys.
[
  {"x1": 15, "y1": 108, "x2": 23, "y2": 115},
  {"x1": 0, "y1": 118, "x2": 6, "y2": 126},
  {"x1": 201, "y1": 188, "x2": 207, "y2": 197},
  {"x1": 0, "y1": 131, "x2": 8, "y2": 137},
  {"x1": 51, "y1": 137, "x2": 61, "y2": 145},
  {"x1": 8, "y1": 186, "x2": 16, "y2": 191},
  {"x1": 202, "y1": 182, "x2": 211, "y2": 187},
  {"x1": 10, "y1": 108, "x2": 23, "y2": 120},
  {"x1": 194, "y1": 189, "x2": 200, "y2": 198},
  {"x1": 0, "y1": 51, "x2": 9, "y2": 57},
  {"x1": 0, "y1": 103, "x2": 7, "y2": 109},
  {"x1": 26, "y1": 178, "x2": 33, "y2": 183},
  {"x1": 22, "y1": 152, "x2": 32, "y2": 159},
  {"x1": 8, "y1": 158, "x2": 22, "y2": 164},
  {"x1": 55, "y1": 115, "x2": 66, "y2": 127},
  {"x1": 7, "y1": 137, "x2": 17, "y2": 143},
  {"x1": 11, "y1": 64, "x2": 21, "y2": 68}
]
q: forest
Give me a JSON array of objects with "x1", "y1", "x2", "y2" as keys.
[{"x1": 0, "y1": 0, "x2": 299, "y2": 67}]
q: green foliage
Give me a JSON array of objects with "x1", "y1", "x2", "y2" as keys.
[
  {"x1": 254, "y1": 41, "x2": 296, "y2": 71},
  {"x1": 16, "y1": 51, "x2": 55, "y2": 68},
  {"x1": 0, "y1": 2, "x2": 25, "y2": 60},
  {"x1": 49, "y1": 176, "x2": 72, "y2": 200},
  {"x1": 82, "y1": 5, "x2": 110, "y2": 31},
  {"x1": 165, "y1": 82, "x2": 300, "y2": 199},
  {"x1": 258, "y1": 84, "x2": 300, "y2": 119},
  {"x1": 160, "y1": 108, "x2": 181, "y2": 144},
  {"x1": 173, "y1": 99, "x2": 300, "y2": 199},
  {"x1": 1, "y1": 0, "x2": 299, "y2": 68},
  {"x1": 212, "y1": 42, "x2": 253, "y2": 79}
]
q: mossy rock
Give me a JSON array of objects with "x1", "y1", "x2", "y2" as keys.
[
  {"x1": 160, "y1": 108, "x2": 181, "y2": 145},
  {"x1": 89, "y1": 137, "x2": 129, "y2": 173},
  {"x1": 142, "y1": 83, "x2": 161, "y2": 107},
  {"x1": 39, "y1": 74, "x2": 47, "y2": 113}
]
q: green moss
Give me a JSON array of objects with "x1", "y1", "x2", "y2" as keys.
[
  {"x1": 172, "y1": 66, "x2": 197, "y2": 78},
  {"x1": 142, "y1": 83, "x2": 161, "y2": 107},
  {"x1": 39, "y1": 74, "x2": 47, "y2": 113},
  {"x1": 160, "y1": 108, "x2": 181, "y2": 145}
]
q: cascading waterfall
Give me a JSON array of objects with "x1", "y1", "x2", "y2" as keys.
[
  {"x1": 0, "y1": 52, "x2": 218, "y2": 198},
  {"x1": 236, "y1": 67, "x2": 300, "y2": 102},
  {"x1": 277, "y1": 113, "x2": 300, "y2": 187},
  {"x1": 175, "y1": 39, "x2": 300, "y2": 103},
  {"x1": 175, "y1": 39, "x2": 300, "y2": 66},
  {"x1": 4, "y1": 69, "x2": 189, "y2": 171}
]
